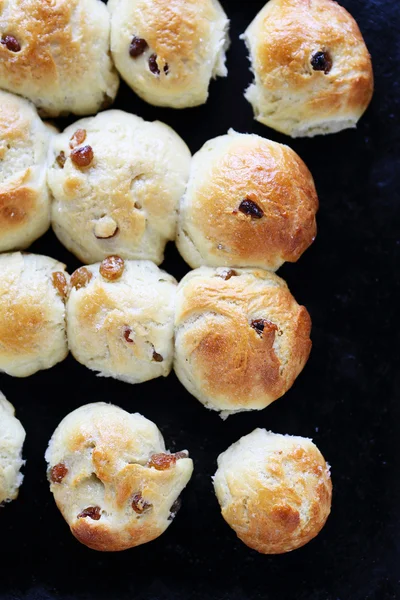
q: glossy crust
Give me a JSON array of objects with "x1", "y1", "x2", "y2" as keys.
[
  {"x1": 174, "y1": 267, "x2": 311, "y2": 416},
  {"x1": 0, "y1": 91, "x2": 54, "y2": 251},
  {"x1": 0, "y1": 393, "x2": 26, "y2": 505},
  {"x1": 242, "y1": 0, "x2": 374, "y2": 137},
  {"x1": 176, "y1": 130, "x2": 318, "y2": 270},
  {"x1": 108, "y1": 0, "x2": 229, "y2": 108},
  {"x1": 213, "y1": 429, "x2": 332, "y2": 553},
  {"x1": 0, "y1": 252, "x2": 69, "y2": 377},
  {"x1": 67, "y1": 260, "x2": 177, "y2": 384},
  {"x1": 0, "y1": 0, "x2": 119, "y2": 117},
  {"x1": 45, "y1": 403, "x2": 194, "y2": 551},
  {"x1": 48, "y1": 110, "x2": 191, "y2": 264}
]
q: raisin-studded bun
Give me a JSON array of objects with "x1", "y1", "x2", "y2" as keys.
[
  {"x1": 45, "y1": 403, "x2": 194, "y2": 551},
  {"x1": 0, "y1": 253, "x2": 69, "y2": 377},
  {"x1": 108, "y1": 0, "x2": 229, "y2": 108},
  {"x1": 174, "y1": 267, "x2": 311, "y2": 416},
  {"x1": 67, "y1": 259, "x2": 176, "y2": 384},
  {"x1": 0, "y1": 0, "x2": 119, "y2": 117},
  {"x1": 48, "y1": 110, "x2": 191, "y2": 265},
  {"x1": 0, "y1": 91, "x2": 54, "y2": 252},
  {"x1": 0, "y1": 393, "x2": 26, "y2": 505},
  {"x1": 214, "y1": 429, "x2": 332, "y2": 553},
  {"x1": 176, "y1": 130, "x2": 318, "y2": 271},
  {"x1": 242, "y1": 0, "x2": 373, "y2": 137}
]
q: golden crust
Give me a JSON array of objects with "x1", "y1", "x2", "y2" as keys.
[{"x1": 174, "y1": 268, "x2": 311, "y2": 414}]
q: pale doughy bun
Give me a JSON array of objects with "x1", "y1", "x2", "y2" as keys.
[
  {"x1": 45, "y1": 402, "x2": 194, "y2": 551},
  {"x1": 48, "y1": 110, "x2": 191, "y2": 265},
  {"x1": 0, "y1": 0, "x2": 119, "y2": 117},
  {"x1": 213, "y1": 429, "x2": 332, "y2": 553},
  {"x1": 108, "y1": 0, "x2": 229, "y2": 108},
  {"x1": 176, "y1": 130, "x2": 318, "y2": 270},
  {"x1": 0, "y1": 252, "x2": 69, "y2": 377},
  {"x1": 0, "y1": 91, "x2": 54, "y2": 252},
  {"x1": 0, "y1": 393, "x2": 26, "y2": 505},
  {"x1": 174, "y1": 267, "x2": 311, "y2": 416},
  {"x1": 67, "y1": 259, "x2": 176, "y2": 384},
  {"x1": 242, "y1": 0, "x2": 374, "y2": 137}
]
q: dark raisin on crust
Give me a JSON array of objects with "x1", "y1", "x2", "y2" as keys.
[
  {"x1": 70, "y1": 145, "x2": 93, "y2": 168},
  {"x1": 70, "y1": 267, "x2": 92, "y2": 290},
  {"x1": 69, "y1": 129, "x2": 87, "y2": 149},
  {"x1": 129, "y1": 36, "x2": 148, "y2": 58},
  {"x1": 152, "y1": 351, "x2": 163, "y2": 362},
  {"x1": 163, "y1": 63, "x2": 169, "y2": 75},
  {"x1": 49, "y1": 463, "x2": 68, "y2": 483},
  {"x1": 77, "y1": 506, "x2": 101, "y2": 520},
  {"x1": 148, "y1": 54, "x2": 160, "y2": 75},
  {"x1": 123, "y1": 326, "x2": 134, "y2": 343},
  {"x1": 251, "y1": 319, "x2": 278, "y2": 337},
  {"x1": 132, "y1": 492, "x2": 152, "y2": 514},
  {"x1": 311, "y1": 51, "x2": 332, "y2": 74},
  {"x1": 238, "y1": 199, "x2": 264, "y2": 219},
  {"x1": 218, "y1": 269, "x2": 237, "y2": 281},
  {"x1": 1, "y1": 35, "x2": 21, "y2": 52},
  {"x1": 168, "y1": 497, "x2": 182, "y2": 521},
  {"x1": 56, "y1": 151, "x2": 66, "y2": 168}
]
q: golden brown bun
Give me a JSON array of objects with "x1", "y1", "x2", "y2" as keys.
[
  {"x1": 213, "y1": 429, "x2": 332, "y2": 553},
  {"x1": 176, "y1": 130, "x2": 318, "y2": 270},
  {"x1": 242, "y1": 0, "x2": 374, "y2": 137},
  {"x1": 174, "y1": 267, "x2": 311, "y2": 416},
  {"x1": 45, "y1": 403, "x2": 194, "y2": 551}
]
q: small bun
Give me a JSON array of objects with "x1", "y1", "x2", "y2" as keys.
[
  {"x1": 0, "y1": 252, "x2": 69, "y2": 377},
  {"x1": 0, "y1": 91, "x2": 54, "y2": 252},
  {"x1": 45, "y1": 402, "x2": 194, "y2": 551},
  {"x1": 48, "y1": 110, "x2": 191, "y2": 264},
  {"x1": 67, "y1": 259, "x2": 176, "y2": 384},
  {"x1": 174, "y1": 267, "x2": 311, "y2": 416},
  {"x1": 213, "y1": 429, "x2": 332, "y2": 553},
  {"x1": 109, "y1": 0, "x2": 229, "y2": 108},
  {"x1": 242, "y1": 0, "x2": 373, "y2": 137},
  {"x1": 0, "y1": 0, "x2": 119, "y2": 117},
  {"x1": 177, "y1": 130, "x2": 318, "y2": 271},
  {"x1": 0, "y1": 393, "x2": 26, "y2": 505}
]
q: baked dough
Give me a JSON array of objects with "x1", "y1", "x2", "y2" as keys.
[{"x1": 0, "y1": 393, "x2": 26, "y2": 505}]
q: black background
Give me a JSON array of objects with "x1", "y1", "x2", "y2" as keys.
[{"x1": 1, "y1": 0, "x2": 399, "y2": 598}]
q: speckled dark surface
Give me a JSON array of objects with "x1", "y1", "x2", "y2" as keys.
[{"x1": 0, "y1": 0, "x2": 399, "y2": 599}]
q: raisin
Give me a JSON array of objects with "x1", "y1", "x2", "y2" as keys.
[
  {"x1": 218, "y1": 269, "x2": 237, "y2": 281},
  {"x1": 123, "y1": 327, "x2": 133, "y2": 343},
  {"x1": 147, "y1": 453, "x2": 176, "y2": 470},
  {"x1": 49, "y1": 463, "x2": 68, "y2": 483},
  {"x1": 238, "y1": 199, "x2": 264, "y2": 219},
  {"x1": 132, "y1": 492, "x2": 152, "y2": 514},
  {"x1": 52, "y1": 271, "x2": 68, "y2": 299},
  {"x1": 70, "y1": 145, "x2": 93, "y2": 168},
  {"x1": 99, "y1": 255, "x2": 125, "y2": 281},
  {"x1": 69, "y1": 129, "x2": 87, "y2": 149},
  {"x1": 56, "y1": 151, "x2": 66, "y2": 168},
  {"x1": 168, "y1": 497, "x2": 182, "y2": 521},
  {"x1": 163, "y1": 63, "x2": 169, "y2": 75},
  {"x1": 152, "y1": 351, "x2": 163, "y2": 362},
  {"x1": 129, "y1": 36, "x2": 148, "y2": 58},
  {"x1": 70, "y1": 267, "x2": 92, "y2": 290},
  {"x1": 311, "y1": 51, "x2": 332, "y2": 74},
  {"x1": 1, "y1": 35, "x2": 21, "y2": 52},
  {"x1": 251, "y1": 319, "x2": 278, "y2": 337},
  {"x1": 77, "y1": 506, "x2": 101, "y2": 520},
  {"x1": 148, "y1": 54, "x2": 160, "y2": 75}
]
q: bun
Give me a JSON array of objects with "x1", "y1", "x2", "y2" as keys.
[
  {"x1": 48, "y1": 110, "x2": 191, "y2": 264},
  {"x1": 213, "y1": 429, "x2": 332, "y2": 553},
  {"x1": 174, "y1": 267, "x2": 311, "y2": 416},
  {"x1": 109, "y1": 0, "x2": 229, "y2": 108},
  {"x1": 0, "y1": 393, "x2": 26, "y2": 505},
  {"x1": 177, "y1": 130, "x2": 318, "y2": 270},
  {"x1": 242, "y1": 0, "x2": 373, "y2": 137},
  {"x1": 45, "y1": 402, "x2": 194, "y2": 551}
]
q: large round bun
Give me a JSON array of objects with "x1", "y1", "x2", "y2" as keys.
[
  {"x1": 67, "y1": 259, "x2": 176, "y2": 384},
  {"x1": 48, "y1": 110, "x2": 191, "y2": 265},
  {"x1": 45, "y1": 402, "x2": 194, "y2": 551},
  {"x1": 242, "y1": 0, "x2": 373, "y2": 137},
  {"x1": 0, "y1": 393, "x2": 26, "y2": 505},
  {"x1": 174, "y1": 267, "x2": 311, "y2": 416},
  {"x1": 0, "y1": 0, "x2": 119, "y2": 117},
  {"x1": 176, "y1": 130, "x2": 318, "y2": 270},
  {"x1": 213, "y1": 429, "x2": 332, "y2": 553},
  {"x1": 109, "y1": 0, "x2": 229, "y2": 108},
  {"x1": 0, "y1": 91, "x2": 54, "y2": 252},
  {"x1": 0, "y1": 252, "x2": 69, "y2": 377}
]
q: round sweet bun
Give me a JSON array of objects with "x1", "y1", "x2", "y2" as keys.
[
  {"x1": 174, "y1": 267, "x2": 311, "y2": 416},
  {"x1": 0, "y1": 91, "x2": 54, "y2": 252},
  {"x1": 0, "y1": 393, "x2": 26, "y2": 505},
  {"x1": 242, "y1": 0, "x2": 374, "y2": 137},
  {"x1": 108, "y1": 0, "x2": 229, "y2": 109},
  {"x1": 45, "y1": 402, "x2": 194, "y2": 551},
  {"x1": 213, "y1": 429, "x2": 332, "y2": 553},
  {"x1": 48, "y1": 110, "x2": 191, "y2": 265},
  {"x1": 67, "y1": 258, "x2": 176, "y2": 384},
  {"x1": 0, "y1": 0, "x2": 119, "y2": 117},
  {"x1": 0, "y1": 252, "x2": 69, "y2": 377},
  {"x1": 176, "y1": 130, "x2": 318, "y2": 271}
]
